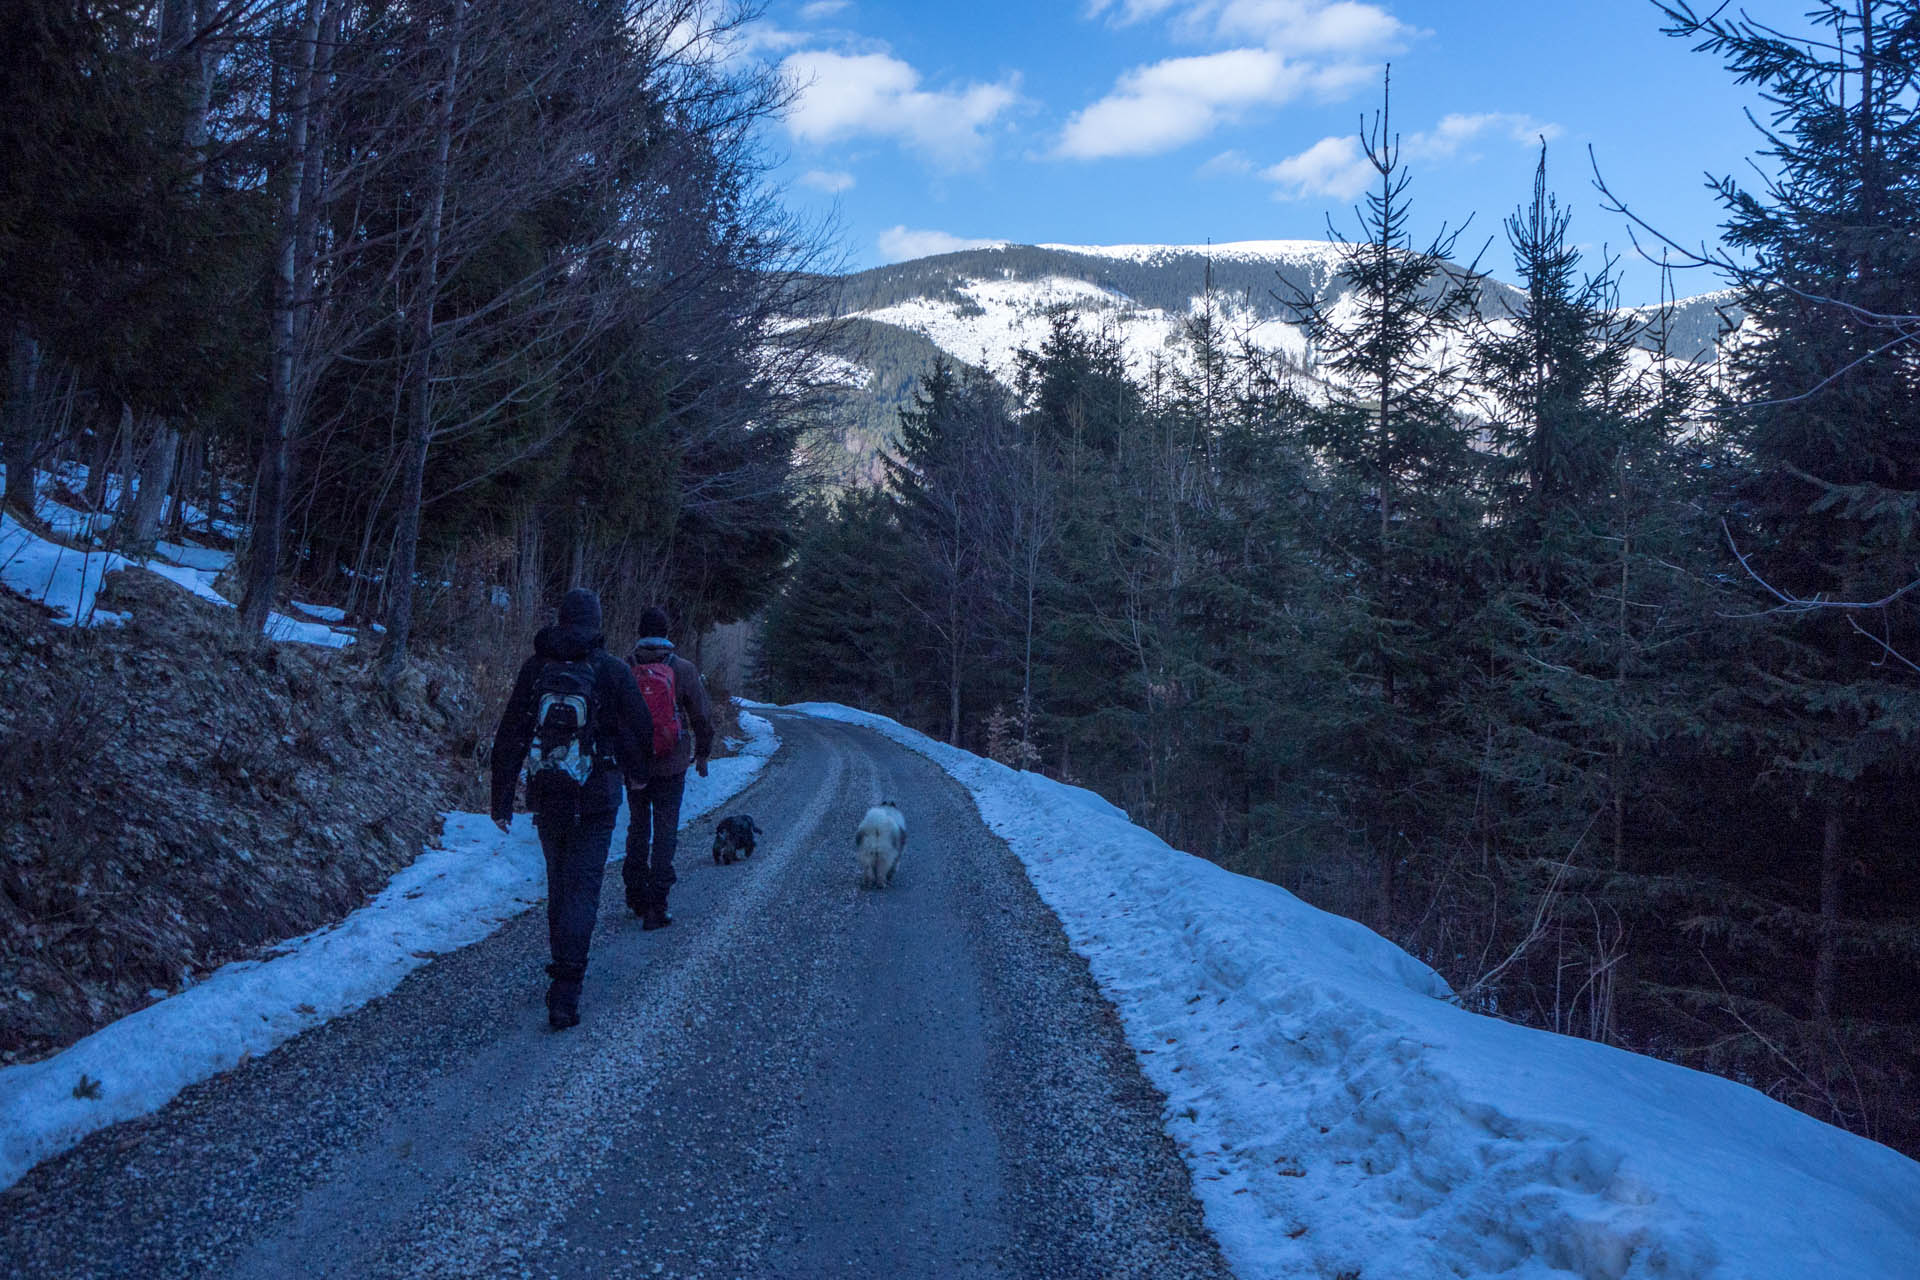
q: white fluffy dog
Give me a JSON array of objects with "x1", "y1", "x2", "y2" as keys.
[{"x1": 855, "y1": 801, "x2": 906, "y2": 889}]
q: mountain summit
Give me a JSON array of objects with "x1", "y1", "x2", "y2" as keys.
[{"x1": 805, "y1": 241, "x2": 1739, "y2": 482}]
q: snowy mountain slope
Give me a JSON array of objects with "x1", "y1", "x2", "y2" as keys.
[
  {"x1": 799, "y1": 242, "x2": 1738, "y2": 477},
  {"x1": 794, "y1": 702, "x2": 1920, "y2": 1280}
]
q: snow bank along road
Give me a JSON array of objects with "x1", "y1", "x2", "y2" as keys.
[{"x1": 0, "y1": 711, "x2": 1233, "y2": 1279}]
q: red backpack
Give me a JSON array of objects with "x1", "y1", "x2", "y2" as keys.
[{"x1": 630, "y1": 657, "x2": 682, "y2": 757}]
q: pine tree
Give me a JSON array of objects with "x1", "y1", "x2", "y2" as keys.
[
  {"x1": 1655, "y1": 0, "x2": 1920, "y2": 1144},
  {"x1": 882, "y1": 358, "x2": 1014, "y2": 743},
  {"x1": 1280, "y1": 69, "x2": 1486, "y2": 919},
  {"x1": 1456, "y1": 146, "x2": 1714, "y2": 1041},
  {"x1": 758, "y1": 490, "x2": 915, "y2": 710}
]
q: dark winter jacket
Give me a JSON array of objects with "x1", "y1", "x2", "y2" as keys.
[
  {"x1": 491, "y1": 603, "x2": 652, "y2": 822},
  {"x1": 626, "y1": 638, "x2": 715, "y2": 779}
]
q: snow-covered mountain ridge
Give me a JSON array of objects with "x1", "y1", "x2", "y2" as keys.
[
  {"x1": 801, "y1": 242, "x2": 1739, "y2": 481},
  {"x1": 819, "y1": 240, "x2": 1736, "y2": 376}
]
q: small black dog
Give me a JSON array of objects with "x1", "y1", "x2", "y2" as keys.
[{"x1": 712, "y1": 814, "x2": 763, "y2": 865}]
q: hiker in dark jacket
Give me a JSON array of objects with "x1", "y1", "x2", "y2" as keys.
[
  {"x1": 491, "y1": 588, "x2": 652, "y2": 1029},
  {"x1": 622, "y1": 604, "x2": 715, "y2": 931}
]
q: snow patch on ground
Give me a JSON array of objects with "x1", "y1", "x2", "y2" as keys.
[
  {"x1": 0, "y1": 466, "x2": 352, "y2": 646},
  {"x1": 782, "y1": 701, "x2": 1920, "y2": 1280},
  {"x1": 0, "y1": 510, "x2": 133, "y2": 626},
  {"x1": 0, "y1": 711, "x2": 779, "y2": 1192},
  {"x1": 811, "y1": 353, "x2": 873, "y2": 390}
]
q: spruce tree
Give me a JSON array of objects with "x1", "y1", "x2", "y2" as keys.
[
  {"x1": 1281, "y1": 69, "x2": 1485, "y2": 919},
  {"x1": 881, "y1": 358, "x2": 1015, "y2": 743},
  {"x1": 1458, "y1": 146, "x2": 1713, "y2": 1041},
  {"x1": 1658, "y1": 0, "x2": 1920, "y2": 1143},
  {"x1": 759, "y1": 490, "x2": 915, "y2": 710}
]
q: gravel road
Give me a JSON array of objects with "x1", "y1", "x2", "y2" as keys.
[{"x1": 0, "y1": 711, "x2": 1235, "y2": 1279}]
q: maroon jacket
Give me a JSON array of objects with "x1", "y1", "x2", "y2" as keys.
[{"x1": 626, "y1": 641, "x2": 714, "y2": 778}]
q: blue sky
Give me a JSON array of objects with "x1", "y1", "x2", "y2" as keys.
[{"x1": 742, "y1": 0, "x2": 1813, "y2": 304}]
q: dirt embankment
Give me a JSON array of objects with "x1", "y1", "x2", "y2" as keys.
[{"x1": 0, "y1": 569, "x2": 479, "y2": 1065}]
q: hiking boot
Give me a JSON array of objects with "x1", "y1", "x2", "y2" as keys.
[
  {"x1": 625, "y1": 888, "x2": 650, "y2": 918},
  {"x1": 642, "y1": 905, "x2": 672, "y2": 931},
  {"x1": 545, "y1": 962, "x2": 583, "y2": 1028}
]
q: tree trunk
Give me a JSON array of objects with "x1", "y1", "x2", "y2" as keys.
[
  {"x1": 202, "y1": 430, "x2": 223, "y2": 535},
  {"x1": 1613, "y1": 496, "x2": 1631, "y2": 870},
  {"x1": 1816, "y1": 795, "x2": 1843, "y2": 1022},
  {"x1": 113, "y1": 406, "x2": 136, "y2": 522},
  {"x1": 381, "y1": 0, "x2": 466, "y2": 684},
  {"x1": 241, "y1": 0, "x2": 322, "y2": 634},
  {"x1": 569, "y1": 500, "x2": 587, "y2": 589},
  {"x1": 4, "y1": 322, "x2": 40, "y2": 518},
  {"x1": 515, "y1": 508, "x2": 542, "y2": 623},
  {"x1": 382, "y1": 423, "x2": 432, "y2": 680},
  {"x1": 159, "y1": 0, "x2": 214, "y2": 169},
  {"x1": 127, "y1": 422, "x2": 180, "y2": 549},
  {"x1": 84, "y1": 408, "x2": 113, "y2": 510},
  {"x1": 1379, "y1": 832, "x2": 1396, "y2": 920},
  {"x1": 166, "y1": 431, "x2": 201, "y2": 537},
  {"x1": 946, "y1": 589, "x2": 963, "y2": 745}
]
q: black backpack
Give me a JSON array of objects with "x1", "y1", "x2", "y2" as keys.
[{"x1": 524, "y1": 658, "x2": 600, "y2": 822}]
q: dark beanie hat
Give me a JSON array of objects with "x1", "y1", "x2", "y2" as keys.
[
  {"x1": 638, "y1": 605, "x2": 672, "y2": 637},
  {"x1": 559, "y1": 588, "x2": 603, "y2": 631}
]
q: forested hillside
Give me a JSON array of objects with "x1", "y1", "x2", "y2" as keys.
[
  {"x1": 1, "y1": 0, "x2": 850, "y2": 1073},
  {"x1": 2, "y1": 0, "x2": 838, "y2": 661},
  {"x1": 763, "y1": 3, "x2": 1920, "y2": 1158},
  {"x1": 800, "y1": 318, "x2": 984, "y2": 488},
  {"x1": 785, "y1": 241, "x2": 1740, "y2": 486}
]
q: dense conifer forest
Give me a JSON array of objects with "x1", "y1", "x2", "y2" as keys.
[
  {"x1": 2, "y1": 0, "x2": 836, "y2": 664},
  {"x1": 764, "y1": 3, "x2": 1920, "y2": 1155}
]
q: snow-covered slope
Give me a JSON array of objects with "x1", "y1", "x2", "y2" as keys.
[
  {"x1": 818, "y1": 241, "x2": 1361, "y2": 383},
  {"x1": 801, "y1": 242, "x2": 1737, "y2": 479},
  {"x1": 1037, "y1": 237, "x2": 1355, "y2": 273},
  {"x1": 796, "y1": 702, "x2": 1919, "y2": 1280}
]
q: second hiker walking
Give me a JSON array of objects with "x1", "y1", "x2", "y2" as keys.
[{"x1": 624, "y1": 605, "x2": 715, "y2": 931}]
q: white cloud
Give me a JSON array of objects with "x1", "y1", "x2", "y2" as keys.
[
  {"x1": 1304, "y1": 58, "x2": 1377, "y2": 97},
  {"x1": 800, "y1": 0, "x2": 850, "y2": 18},
  {"x1": 1200, "y1": 148, "x2": 1256, "y2": 176},
  {"x1": 668, "y1": 5, "x2": 808, "y2": 63},
  {"x1": 1412, "y1": 111, "x2": 1562, "y2": 158},
  {"x1": 877, "y1": 226, "x2": 1005, "y2": 261},
  {"x1": 1058, "y1": 48, "x2": 1304, "y2": 159},
  {"x1": 781, "y1": 50, "x2": 1020, "y2": 168},
  {"x1": 799, "y1": 168, "x2": 856, "y2": 193},
  {"x1": 1261, "y1": 110, "x2": 1563, "y2": 201},
  {"x1": 1088, "y1": 0, "x2": 1411, "y2": 52},
  {"x1": 1211, "y1": 0, "x2": 1408, "y2": 51},
  {"x1": 1263, "y1": 134, "x2": 1371, "y2": 199},
  {"x1": 1086, "y1": 0, "x2": 1184, "y2": 20},
  {"x1": 1063, "y1": 1, "x2": 1408, "y2": 159}
]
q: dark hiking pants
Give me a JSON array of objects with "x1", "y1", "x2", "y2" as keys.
[
  {"x1": 623, "y1": 769, "x2": 687, "y2": 909},
  {"x1": 536, "y1": 806, "x2": 616, "y2": 1007}
]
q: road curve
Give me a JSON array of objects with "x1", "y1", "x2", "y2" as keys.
[{"x1": 0, "y1": 711, "x2": 1234, "y2": 1279}]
